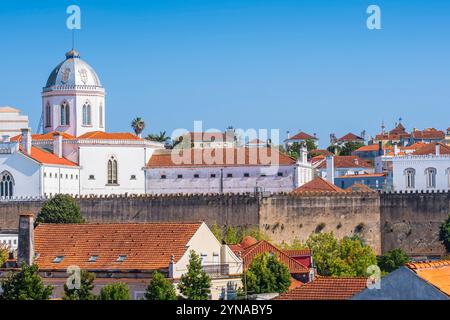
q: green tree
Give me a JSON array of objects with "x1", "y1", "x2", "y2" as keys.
[
  {"x1": 439, "y1": 214, "x2": 450, "y2": 252},
  {"x1": 339, "y1": 142, "x2": 365, "y2": 156},
  {"x1": 178, "y1": 251, "x2": 211, "y2": 300},
  {"x1": 210, "y1": 223, "x2": 224, "y2": 243},
  {"x1": 36, "y1": 194, "x2": 85, "y2": 224},
  {"x1": 145, "y1": 271, "x2": 177, "y2": 300},
  {"x1": 0, "y1": 264, "x2": 53, "y2": 300},
  {"x1": 63, "y1": 270, "x2": 96, "y2": 300},
  {"x1": 146, "y1": 131, "x2": 169, "y2": 143},
  {"x1": 306, "y1": 232, "x2": 377, "y2": 277},
  {"x1": 244, "y1": 252, "x2": 291, "y2": 294},
  {"x1": 98, "y1": 283, "x2": 130, "y2": 300},
  {"x1": 377, "y1": 248, "x2": 410, "y2": 273},
  {"x1": 327, "y1": 145, "x2": 341, "y2": 155},
  {"x1": 131, "y1": 117, "x2": 145, "y2": 137},
  {"x1": 0, "y1": 244, "x2": 8, "y2": 267}
]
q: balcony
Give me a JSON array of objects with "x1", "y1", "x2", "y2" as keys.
[{"x1": 202, "y1": 264, "x2": 230, "y2": 277}]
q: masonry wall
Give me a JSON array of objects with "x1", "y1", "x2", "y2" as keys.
[
  {"x1": 380, "y1": 191, "x2": 450, "y2": 256},
  {"x1": 259, "y1": 192, "x2": 382, "y2": 254}
]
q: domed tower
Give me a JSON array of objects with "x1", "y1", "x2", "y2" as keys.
[{"x1": 42, "y1": 49, "x2": 105, "y2": 136}]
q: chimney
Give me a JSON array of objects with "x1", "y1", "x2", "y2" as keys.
[
  {"x1": 21, "y1": 128, "x2": 32, "y2": 155},
  {"x1": 53, "y1": 132, "x2": 63, "y2": 158},
  {"x1": 326, "y1": 155, "x2": 335, "y2": 185},
  {"x1": 436, "y1": 143, "x2": 440, "y2": 156},
  {"x1": 286, "y1": 130, "x2": 290, "y2": 140},
  {"x1": 298, "y1": 145, "x2": 308, "y2": 164},
  {"x1": 378, "y1": 141, "x2": 383, "y2": 156},
  {"x1": 18, "y1": 214, "x2": 35, "y2": 266},
  {"x1": 394, "y1": 144, "x2": 399, "y2": 156}
]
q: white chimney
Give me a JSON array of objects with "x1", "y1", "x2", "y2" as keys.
[
  {"x1": 299, "y1": 145, "x2": 308, "y2": 164},
  {"x1": 21, "y1": 128, "x2": 32, "y2": 155},
  {"x1": 53, "y1": 132, "x2": 63, "y2": 158},
  {"x1": 436, "y1": 143, "x2": 440, "y2": 156},
  {"x1": 394, "y1": 144, "x2": 399, "y2": 156},
  {"x1": 326, "y1": 155, "x2": 335, "y2": 184}
]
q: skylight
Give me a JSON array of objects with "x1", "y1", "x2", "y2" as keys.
[
  {"x1": 88, "y1": 255, "x2": 98, "y2": 262},
  {"x1": 117, "y1": 255, "x2": 127, "y2": 262},
  {"x1": 53, "y1": 255, "x2": 64, "y2": 263}
]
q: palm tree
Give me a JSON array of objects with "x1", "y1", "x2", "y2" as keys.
[
  {"x1": 131, "y1": 117, "x2": 145, "y2": 137},
  {"x1": 146, "y1": 131, "x2": 169, "y2": 143}
]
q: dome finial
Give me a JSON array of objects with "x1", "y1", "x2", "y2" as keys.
[{"x1": 65, "y1": 49, "x2": 80, "y2": 59}]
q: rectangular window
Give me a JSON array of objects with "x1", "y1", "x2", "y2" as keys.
[
  {"x1": 277, "y1": 172, "x2": 283, "y2": 177},
  {"x1": 161, "y1": 175, "x2": 167, "y2": 179},
  {"x1": 210, "y1": 174, "x2": 216, "y2": 178},
  {"x1": 117, "y1": 255, "x2": 127, "y2": 262},
  {"x1": 130, "y1": 175, "x2": 137, "y2": 180},
  {"x1": 243, "y1": 173, "x2": 250, "y2": 177},
  {"x1": 88, "y1": 175, "x2": 95, "y2": 180},
  {"x1": 177, "y1": 174, "x2": 183, "y2": 179},
  {"x1": 227, "y1": 173, "x2": 233, "y2": 178},
  {"x1": 194, "y1": 174, "x2": 200, "y2": 178},
  {"x1": 88, "y1": 255, "x2": 98, "y2": 262}
]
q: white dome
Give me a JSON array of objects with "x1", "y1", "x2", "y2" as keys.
[{"x1": 44, "y1": 49, "x2": 102, "y2": 90}]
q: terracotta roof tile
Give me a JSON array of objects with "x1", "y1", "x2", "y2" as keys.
[
  {"x1": 412, "y1": 142, "x2": 450, "y2": 155},
  {"x1": 292, "y1": 177, "x2": 346, "y2": 193},
  {"x1": 77, "y1": 131, "x2": 142, "y2": 140},
  {"x1": 34, "y1": 222, "x2": 202, "y2": 271},
  {"x1": 406, "y1": 260, "x2": 450, "y2": 296},
  {"x1": 11, "y1": 131, "x2": 76, "y2": 142},
  {"x1": 337, "y1": 133, "x2": 364, "y2": 142},
  {"x1": 282, "y1": 249, "x2": 312, "y2": 257},
  {"x1": 274, "y1": 277, "x2": 367, "y2": 300},
  {"x1": 147, "y1": 148, "x2": 296, "y2": 168},
  {"x1": 20, "y1": 146, "x2": 78, "y2": 167},
  {"x1": 316, "y1": 156, "x2": 373, "y2": 169},
  {"x1": 285, "y1": 131, "x2": 317, "y2": 141},
  {"x1": 412, "y1": 128, "x2": 445, "y2": 140}
]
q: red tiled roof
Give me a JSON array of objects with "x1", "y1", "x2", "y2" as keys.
[
  {"x1": 274, "y1": 277, "x2": 367, "y2": 300},
  {"x1": 147, "y1": 148, "x2": 296, "y2": 168},
  {"x1": 316, "y1": 156, "x2": 373, "y2": 169},
  {"x1": 292, "y1": 177, "x2": 346, "y2": 193},
  {"x1": 345, "y1": 183, "x2": 375, "y2": 193},
  {"x1": 283, "y1": 249, "x2": 312, "y2": 257},
  {"x1": 34, "y1": 222, "x2": 202, "y2": 271},
  {"x1": 337, "y1": 133, "x2": 364, "y2": 142},
  {"x1": 354, "y1": 144, "x2": 393, "y2": 152},
  {"x1": 412, "y1": 142, "x2": 450, "y2": 155},
  {"x1": 11, "y1": 131, "x2": 76, "y2": 142},
  {"x1": 285, "y1": 131, "x2": 317, "y2": 141},
  {"x1": 338, "y1": 173, "x2": 386, "y2": 179},
  {"x1": 229, "y1": 238, "x2": 309, "y2": 274},
  {"x1": 412, "y1": 128, "x2": 445, "y2": 140},
  {"x1": 77, "y1": 131, "x2": 142, "y2": 140},
  {"x1": 310, "y1": 149, "x2": 333, "y2": 157},
  {"x1": 20, "y1": 146, "x2": 78, "y2": 167},
  {"x1": 406, "y1": 260, "x2": 450, "y2": 296}
]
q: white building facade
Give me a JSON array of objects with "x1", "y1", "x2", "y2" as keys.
[{"x1": 0, "y1": 106, "x2": 29, "y2": 138}]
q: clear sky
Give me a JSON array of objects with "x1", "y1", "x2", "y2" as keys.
[{"x1": 1, "y1": 0, "x2": 449, "y2": 147}]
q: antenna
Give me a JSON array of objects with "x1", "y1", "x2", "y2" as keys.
[{"x1": 72, "y1": 29, "x2": 75, "y2": 49}]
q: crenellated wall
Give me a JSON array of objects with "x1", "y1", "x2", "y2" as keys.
[{"x1": 1, "y1": 190, "x2": 450, "y2": 257}]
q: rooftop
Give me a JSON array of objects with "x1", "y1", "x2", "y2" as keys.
[
  {"x1": 406, "y1": 260, "x2": 450, "y2": 296},
  {"x1": 292, "y1": 177, "x2": 346, "y2": 193}
]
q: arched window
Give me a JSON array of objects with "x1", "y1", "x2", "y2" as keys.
[
  {"x1": 45, "y1": 103, "x2": 52, "y2": 127},
  {"x1": 82, "y1": 102, "x2": 92, "y2": 126},
  {"x1": 0, "y1": 171, "x2": 14, "y2": 198},
  {"x1": 425, "y1": 167, "x2": 437, "y2": 188},
  {"x1": 60, "y1": 101, "x2": 70, "y2": 126},
  {"x1": 99, "y1": 103, "x2": 104, "y2": 128},
  {"x1": 107, "y1": 156, "x2": 118, "y2": 184},
  {"x1": 404, "y1": 168, "x2": 415, "y2": 189}
]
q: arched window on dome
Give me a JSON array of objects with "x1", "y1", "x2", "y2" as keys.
[
  {"x1": 425, "y1": 167, "x2": 437, "y2": 188},
  {"x1": 0, "y1": 171, "x2": 14, "y2": 198},
  {"x1": 60, "y1": 101, "x2": 70, "y2": 126},
  {"x1": 107, "y1": 156, "x2": 118, "y2": 185},
  {"x1": 82, "y1": 102, "x2": 92, "y2": 126},
  {"x1": 99, "y1": 103, "x2": 104, "y2": 128},
  {"x1": 404, "y1": 168, "x2": 415, "y2": 189},
  {"x1": 45, "y1": 103, "x2": 52, "y2": 127}
]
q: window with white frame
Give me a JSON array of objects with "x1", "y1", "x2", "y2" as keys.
[
  {"x1": 425, "y1": 167, "x2": 437, "y2": 188},
  {"x1": 107, "y1": 156, "x2": 118, "y2": 184},
  {"x1": 404, "y1": 168, "x2": 415, "y2": 189},
  {"x1": 82, "y1": 102, "x2": 92, "y2": 126},
  {"x1": 60, "y1": 101, "x2": 70, "y2": 126},
  {"x1": 0, "y1": 171, "x2": 14, "y2": 197},
  {"x1": 45, "y1": 102, "x2": 52, "y2": 127}
]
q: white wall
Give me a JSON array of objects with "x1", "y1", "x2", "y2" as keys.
[
  {"x1": 0, "y1": 234, "x2": 18, "y2": 251},
  {"x1": 42, "y1": 166, "x2": 80, "y2": 197},
  {"x1": 392, "y1": 155, "x2": 450, "y2": 191},
  {"x1": 146, "y1": 165, "x2": 297, "y2": 194},
  {"x1": 79, "y1": 145, "x2": 148, "y2": 195}
]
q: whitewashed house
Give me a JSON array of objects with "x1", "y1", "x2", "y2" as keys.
[{"x1": 392, "y1": 143, "x2": 450, "y2": 191}]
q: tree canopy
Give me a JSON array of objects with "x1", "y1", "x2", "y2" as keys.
[
  {"x1": 439, "y1": 214, "x2": 450, "y2": 252},
  {"x1": 210, "y1": 224, "x2": 269, "y2": 244},
  {"x1": 178, "y1": 251, "x2": 211, "y2": 300},
  {"x1": 0, "y1": 264, "x2": 53, "y2": 300},
  {"x1": 145, "y1": 271, "x2": 177, "y2": 300},
  {"x1": 306, "y1": 232, "x2": 377, "y2": 277},
  {"x1": 98, "y1": 283, "x2": 130, "y2": 300},
  {"x1": 36, "y1": 194, "x2": 85, "y2": 224},
  {"x1": 63, "y1": 270, "x2": 96, "y2": 300},
  {"x1": 244, "y1": 252, "x2": 291, "y2": 294},
  {"x1": 377, "y1": 248, "x2": 410, "y2": 273}
]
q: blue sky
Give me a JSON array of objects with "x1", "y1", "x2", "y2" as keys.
[{"x1": 1, "y1": 0, "x2": 449, "y2": 147}]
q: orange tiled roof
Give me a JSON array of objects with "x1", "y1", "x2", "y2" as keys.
[
  {"x1": 412, "y1": 128, "x2": 445, "y2": 140},
  {"x1": 316, "y1": 156, "x2": 373, "y2": 169},
  {"x1": 34, "y1": 222, "x2": 202, "y2": 271},
  {"x1": 406, "y1": 260, "x2": 450, "y2": 296},
  {"x1": 274, "y1": 277, "x2": 367, "y2": 300},
  {"x1": 77, "y1": 131, "x2": 142, "y2": 140},
  {"x1": 345, "y1": 183, "x2": 375, "y2": 193},
  {"x1": 147, "y1": 148, "x2": 296, "y2": 168},
  {"x1": 338, "y1": 173, "x2": 386, "y2": 179},
  {"x1": 337, "y1": 133, "x2": 364, "y2": 142},
  {"x1": 20, "y1": 146, "x2": 78, "y2": 167},
  {"x1": 283, "y1": 249, "x2": 312, "y2": 257},
  {"x1": 412, "y1": 142, "x2": 450, "y2": 155},
  {"x1": 285, "y1": 131, "x2": 317, "y2": 141},
  {"x1": 292, "y1": 177, "x2": 346, "y2": 193},
  {"x1": 229, "y1": 238, "x2": 309, "y2": 274},
  {"x1": 11, "y1": 131, "x2": 76, "y2": 142}
]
